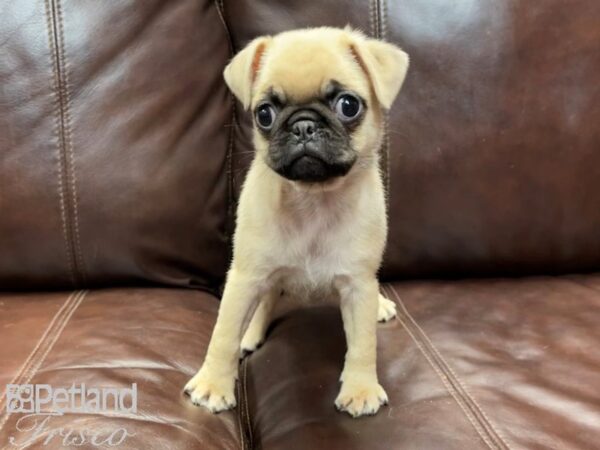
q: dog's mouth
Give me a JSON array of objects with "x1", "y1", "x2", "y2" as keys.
[{"x1": 276, "y1": 149, "x2": 355, "y2": 183}]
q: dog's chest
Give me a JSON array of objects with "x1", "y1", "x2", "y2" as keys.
[{"x1": 269, "y1": 199, "x2": 352, "y2": 297}]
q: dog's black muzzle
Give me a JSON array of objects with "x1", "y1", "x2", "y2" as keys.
[{"x1": 272, "y1": 109, "x2": 355, "y2": 182}]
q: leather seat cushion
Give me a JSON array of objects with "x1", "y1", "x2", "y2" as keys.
[
  {"x1": 242, "y1": 274, "x2": 600, "y2": 449},
  {"x1": 0, "y1": 288, "x2": 242, "y2": 449}
]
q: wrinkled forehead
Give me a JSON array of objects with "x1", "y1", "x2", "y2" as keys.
[{"x1": 253, "y1": 34, "x2": 368, "y2": 105}]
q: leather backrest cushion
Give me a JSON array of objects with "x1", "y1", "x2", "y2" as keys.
[
  {"x1": 0, "y1": 0, "x2": 232, "y2": 289},
  {"x1": 2, "y1": 0, "x2": 599, "y2": 289},
  {"x1": 383, "y1": 0, "x2": 600, "y2": 278},
  {"x1": 223, "y1": 0, "x2": 600, "y2": 279}
]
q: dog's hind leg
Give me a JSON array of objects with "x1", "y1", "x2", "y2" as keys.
[
  {"x1": 240, "y1": 289, "x2": 278, "y2": 356},
  {"x1": 377, "y1": 293, "x2": 397, "y2": 322}
]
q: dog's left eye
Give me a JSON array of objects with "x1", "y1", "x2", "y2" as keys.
[
  {"x1": 255, "y1": 103, "x2": 276, "y2": 130},
  {"x1": 334, "y1": 94, "x2": 362, "y2": 121}
]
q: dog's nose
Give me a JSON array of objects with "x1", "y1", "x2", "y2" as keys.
[{"x1": 292, "y1": 120, "x2": 316, "y2": 141}]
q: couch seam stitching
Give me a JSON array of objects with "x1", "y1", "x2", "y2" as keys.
[
  {"x1": 370, "y1": 0, "x2": 391, "y2": 206},
  {"x1": 396, "y1": 290, "x2": 511, "y2": 448},
  {"x1": 236, "y1": 358, "x2": 246, "y2": 449},
  {"x1": 243, "y1": 357, "x2": 253, "y2": 450},
  {"x1": 235, "y1": 378, "x2": 246, "y2": 450},
  {"x1": 215, "y1": 0, "x2": 237, "y2": 287},
  {"x1": 381, "y1": 286, "x2": 495, "y2": 449},
  {"x1": 376, "y1": 0, "x2": 381, "y2": 38},
  {"x1": 17, "y1": 290, "x2": 88, "y2": 390},
  {"x1": 380, "y1": 0, "x2": 391, "y2": 203},
  {"x1": 0, "y1": 290, "x2": 87, "y2": 434},
  {"x1": 380, "y1": 0, "x2": 388, "y2": 38},
  {"x1": 235, "y1": 357, "x2": 251, "y2": 450},
  {"x1": 215, "y1": 3, "x2": 252, "y2": 449},
  {"x1": 383, "y1": 284, "x2": 510, "y2": 450},
  {"x1": 369, "y1": 0, "x2": 375, "y2": 37},
  {"x1": 0, "y1": 291, "x2": 77, "y2": 411},
  {"x1": 56, "y1": 0, "x2": 86, "y2": 285},
  {"x1": 44, "y1": 0, "x2": 76, "y2": 287}
]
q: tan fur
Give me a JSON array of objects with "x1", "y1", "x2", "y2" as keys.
[{"x1": 185, "y1": 27, "x2": 408, "y2": 418}]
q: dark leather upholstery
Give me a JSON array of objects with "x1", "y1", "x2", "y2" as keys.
[
  {"x1": 2, "y1": 278, "x2": 599, "y2": 449},
  {"x1": 0, "y1": 0, "x2": 232, "y2": 290},
  {"x1": 0, "y1": 289, "x2": 241, "y2": 449},
  {"x1": 383, "y1": 0, "x2": 600, "y2": 279},
  {"x1": 1, "y1": 0, "x2": 599, "y2": 449},
  {"x1": 243, "y1": 276, "x2": 600, "y2": 449}
]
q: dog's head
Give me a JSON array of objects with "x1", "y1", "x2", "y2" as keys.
[{"x1": 224, "y1": 27, "x2": 409, "y2": 187}]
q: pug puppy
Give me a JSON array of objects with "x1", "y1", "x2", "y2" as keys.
[{"x1": 185, "y1": 27, "x2": 409, "y2": 418}]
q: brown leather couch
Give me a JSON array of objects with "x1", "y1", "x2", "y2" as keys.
[{"x1": 1, "y1": 1, "x2": 599, "y2": 449}]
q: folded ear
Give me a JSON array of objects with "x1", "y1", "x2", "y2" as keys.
[
  {"x1": 223, "y1": 37, "x2": 270, "y2": 110},
  {"x1": 350, "y1": 36, "x2": 409, "y2": 110}
]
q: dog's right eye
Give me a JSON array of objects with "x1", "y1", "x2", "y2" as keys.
[
  {"x1": 334, "y1": 94, "x2": 362, "y2": 121},
  {"x1": 255, "y1": 103, "x2": 276, "y2": 130}
]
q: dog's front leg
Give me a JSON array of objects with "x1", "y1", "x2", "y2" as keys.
[
  {"x1": 241, "y1": 289, "x2": 277, "y2": 356},
  {"x1": 185, "y1": 269, "x2": 262, "y2": 412},
  {"x1": 335, "y1": 276, "x2": 388, "y2": 417}
]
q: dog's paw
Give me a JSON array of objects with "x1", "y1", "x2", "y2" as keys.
[
  {"x1": 377, "y1": 294, "x2": 397, "y2": 322},
  {"x1": 240, "y1": 326, "x2": 265, "y2": 357},
  {"x1": 335, "y1": 379, "x2": 388, "y2": 418},
  {"x1": 184, "y1": 368, "x2": 237, "y2": 413}
]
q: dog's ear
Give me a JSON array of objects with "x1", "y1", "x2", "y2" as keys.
[
  {"x1": 224, "y1": 37, "x2": 270, "y2": 110},
  {"x1": 349, "y1": 35, "x2": 409, "y2": 110}
]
